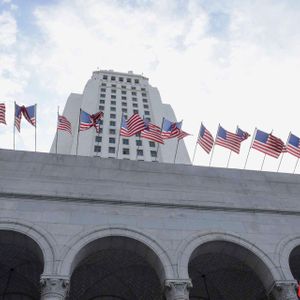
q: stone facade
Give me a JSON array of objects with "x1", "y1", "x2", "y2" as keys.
[{"x1": 0, "y1": 149, "x2": 300, "y2": 299}]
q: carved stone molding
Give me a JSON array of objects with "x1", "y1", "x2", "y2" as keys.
[
  {"x1": 271, "y1": 280, "x2": 298, "y2": 300},
  {"x1": 40, "y1": 277, "x2": 70, "y2": 300},
  {"x1": 165, "y1": 279, "x2": 193, "y2": 300}
]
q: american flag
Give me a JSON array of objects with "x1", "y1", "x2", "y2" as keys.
[
  {"x1": 0, "y1": 103, "x2": 6, "y2": 125},
  {"x1": 141, "y1": 119, "x2": 164, "y2": 144},
  {"x1": 177, "y1": 130, "x2": 190, "y2": 140},
  {"x1": 14, "y1": 103, "x2": 36, "y2": 132},
  {"x1": 236, "y1": 127, "x2": 250, "y2": 141},
  {"x1": 215, "y1": 125, "x2": 241, "y2": 154},
  {"x1": 161, "y1": 118, "x2": 182, "y2": 139},
  {"x1": 58, "y1": 115, "x2": 72, "y2": 134},
  {"x1": 197, "y1": 123, "x2": 214, "y2": 154},
  {"x1": 120, "y1": 114, "x2": 145, "y2": 137},
  {"x1": 252, "y1": 129, "x2": 285, "y2": 158},
  {"x1": 285, "y1": 133, "x2": 300, "y2": 158},
  {"x1": 79, "y1": 110, "x2": 103, "y2": 133}
]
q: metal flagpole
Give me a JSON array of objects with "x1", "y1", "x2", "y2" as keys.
[
  {"x1": 75, "y1": 109, "x2": 81, "y2": 156},
  {"x1": 226, "y1": 151, "x2": 232, "y2": 168},
  {"x1": 226, "y1": 125, "x2": 238, "y2": 168},
  {"x1": 56, "y1": 106, "x2": 59, "y2": 154},
  {"x1": 13, "y1": 101, "x2": 16, "y2": 150},
  {"x1": 244, "y1": 127, "x2": 256, "y2": 169},
  {"x1": 116, "y1": 112, "x2": 123, "y2": 159},
  {"x1": 173, "y1": 138, "x2": 180, "y2": 164},
  {"x1": 293, "y1": 158, "x2": 299, "y2": 174},
  {"x1": 96, "y1": 84, "x2": 101, "y2": 158},
  {"x1": 209, "y1": 125, "x2": 219, "y2": 167},
  {"x1": 192, "y1": 128, "x2": 200, "y2": 165},
  {"x1": 34, "y1": 104, "x2": 37, "y2": 152},
  {"x1": 136, "y1": 115, "x2": 143, "y2": 160},
  {"x1": 261, "y1": 129, "x2": 273, "y2": 171},
  {"x1": 155, "y1": 117, "x2": 164, "y2": 162},
  {"x1": 277, "y1": 132, "x2": 289, "y2": 172}
]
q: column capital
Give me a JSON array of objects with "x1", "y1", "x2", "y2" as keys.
[
  {"x1": 40, "y1": 276, "x2": 70, "y2": 300},
  {"x1": 165, "y1": 279, "x2": 193, "y2": 300},
  {"x1": 270, "y1": 280, "x2": 298, "y2": 300}
]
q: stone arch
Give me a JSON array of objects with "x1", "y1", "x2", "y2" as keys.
[
  {"x1": 59, "y1": 226, "x2": 175, "y2": 281},
  {"x1": 0, "y1": 218, "x2": 56, "y2": 274},
  {"x1": 277, "y1": 235, "x2": 300, "y2": 281},
  {"x1": 177, "y1": 231, "x2": 281, "y2": 290}
]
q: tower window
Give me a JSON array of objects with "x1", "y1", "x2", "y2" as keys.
[
  {"x1": 137, "y1": 149, "x2": 143, "y2": 156},
  {"x1": 110, "y1": 107, "x2": 116, "y2": 112},
  {"x1": 136, "y1": 140, "x2": 142, "y2": 146},
  {"x1": 111, "y1": 76, "x2": 116, "y2": 81},
  {"x1": 119, "y1": 77, "x2": 124, "y2": 82},
  {"x1": 151, "y1": 151, "x2": 157, "y2": 157},
  {"x1": 123, "y1": 148, "x2": 130, "y2": 155},
  {"x1": 123, "y1": 139, "x2": 129, "y2": 145},
  {"x1": 127, "y1": 78, "x2": 132, "y2": 83},
  {"x1": 134, "y1": 79, "x2": 139, "y2": 84},
  {"x1": 149, "y1": 141, "x2": 155, "y2": 147},
  {"x1": 95, "y1": 136, "x2": 102, "y2": 142},
  {"x1": 94, "y1": 145, "x2": 101, "y2": 152},
  {"x1": 110, "y1": 114, "x2": 116, "y2": 119},
  {"x1": 109, "y1": 129, "x2": 116, "y2": 134},
  {"x1": 110, "y1": 121, "x2": 116, "y2": 126},
  {"x1": 109, "y1": 137, "x2": 116, "y2": 144},
  {"x1": 109, "y1": 147, "x2": 115, "y2": 153}
]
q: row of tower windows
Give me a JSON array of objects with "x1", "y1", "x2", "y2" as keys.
[
  {"x1": 101, "y1": 82, "x2": 146, "y2": 92},
  {"x1": 102, "y1": 75, "x2": 141, "y2": 84},
  {"x1": 94, "y1": 145, "x2": 157, "y2": 157},
  {"x1": 95, "y1": 136, "x2": 156, "y2": 148}
]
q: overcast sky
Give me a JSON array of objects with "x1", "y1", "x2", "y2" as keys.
[{"x1": 1, "y1": 0, "x2": 300, "y2": 172}]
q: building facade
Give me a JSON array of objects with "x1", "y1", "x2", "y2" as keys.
[
  {"x1": 50, "y1": 70, "x2": 190, "y2": 164},
  {"x1": 0, "y1": 149, "x2": 300, "y2": 300}
]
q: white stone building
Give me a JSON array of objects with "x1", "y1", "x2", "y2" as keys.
[
  {"x1": 50, "y1": 70, "x2": 191, "y2": 164},
  {"x1": 0, "y1": 149, "x2": 300, "y2": 300}
]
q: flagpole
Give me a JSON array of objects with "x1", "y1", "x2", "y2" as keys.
[
  {"x1": 294, "y1": 158, "x2": 299, "y2": 174},
  {"x1": 226, "y1": 125, "x2": 238, "y2": 168},
  {"x1": 226, "y1": 151, "x2": 232, "y2": 168},
  {"x1": 244, "y1": 127, "x2": 256, "y2": 169},
  {"x1": 192, "y1": 128, "x2": 200, "y2": 165},
  {"x1": 56, "y1": 106, "x2": 59, "y2": 154},
  {"x1": 277, "y1": 132, "x2": 289, "y2": 172},
  {"x1": 261, "y1": 129, "x2": 273, "y2": 171},
  {"x1": 116, "y1": 112, "x2": 123, "y2": 159},
  {"x1": 75, "y1": 109, "x2": 81, "y2": 156},
  {"x1": 173, "y1": 139, "x2": 180, "y2": 164},
  {"x1": 156, "y1": 117, "x2": 164, "y2": 162},
  {"x1": 209, "y1": 124, "x2": 219, "y2": 167},
  {"x1": 13, "y1": 101, "x2": 16, "y2": 150},
  {"x1": 34, "y1": 104, "x2": 37, "y2": 152}
]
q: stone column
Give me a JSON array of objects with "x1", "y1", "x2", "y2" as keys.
[
  {"x1": 40, "y1": 277, "x2": 70, "y2": 300},
  {"x1": 165, "y1": 279, "x2": 192, "y2": 300},
  {"x1": 270, "y1": 280, "x2": 298, "y2": 300}
]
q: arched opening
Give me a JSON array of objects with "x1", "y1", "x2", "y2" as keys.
[
  {"x1": 68, "y1": 236, "x2": 165, "y2": 300},
  {"x1": 289, "y1": 245, "x2": 300, "y2": 281},
  {"x1": 0, "y1": 230, "x2": 44, "y2": 300},
  {"x1": 188, "y1": 241, "x2": 274, "y2": 300}
]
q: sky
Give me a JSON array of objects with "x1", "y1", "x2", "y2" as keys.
[{"x1": 1, "y1": 0, "x2": 300, "y2": 173}]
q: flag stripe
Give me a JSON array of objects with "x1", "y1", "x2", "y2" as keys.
[
  {"x1": 0, "y1": 103, "x2": 6, "y2": 125},
  {"x1": 58, "y1": 115, "x2": 72, "y2": 134},
  {"x1": 197, "y1": 124, "x2": 214, "y2": 154}
]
